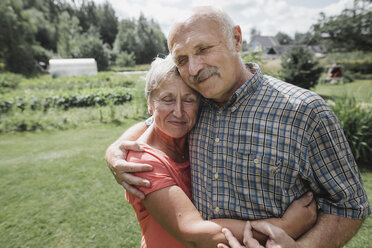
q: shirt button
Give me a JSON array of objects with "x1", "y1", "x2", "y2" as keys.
[
  {"x1": 215, "y1": 137, "x2": 220, "y2": 143},
  {"x1": 214, "y1": 173, "x2": 219, "y2": 179},
  {"x1": 214, "y1": 207, "x2": 220, "y2": 214},
  {"x1": 231, "y1": 106, "x2": 236, "y2": 112},
  {"x1": 254, "y1": 158, "x2": 259, "y2": 164},
  {"x1": 270, "y1": 166, "x2": 278, "y2": 173}
]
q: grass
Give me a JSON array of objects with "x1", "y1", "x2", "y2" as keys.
[
  {"x1": 0, "y1": 123, "x2": 371, "y2": 247},
  {"x1": 312, "y1": 79, "x2": 372, "y2": 103},
  {"x1": 0, "y1": 124, "x2": 142, "y2": 248}
]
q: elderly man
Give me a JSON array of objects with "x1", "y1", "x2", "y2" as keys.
[{"x1": 106, "y1": 6, "x2": 370, "y2": 247}]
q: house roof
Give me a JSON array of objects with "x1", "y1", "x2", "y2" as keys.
[{"x1": 250, "y1": 35, "x2": 280, "y2": 48}]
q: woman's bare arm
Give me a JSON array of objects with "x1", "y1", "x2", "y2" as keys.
[{"x1": 143, "y1": 186, "x2": 317, "y2": 248}]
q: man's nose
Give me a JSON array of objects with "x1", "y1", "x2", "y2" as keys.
[{"x1": 188, "y1": 56, "x2": 203, "y2": 76}]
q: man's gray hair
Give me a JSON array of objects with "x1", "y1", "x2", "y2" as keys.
[
  {"x1": 194, "y1": 6, "x2": 236, "y2": 49},
  {"x1": 170, "y1": 6, "x2": 236, "y2": 50},
  {"x1": 145, "y1": 54, "x2": 179, "y2": 99}
]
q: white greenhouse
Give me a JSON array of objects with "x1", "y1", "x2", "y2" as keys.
[{"x1": 48, "y1": 58, "x2": 97, "y2": 78}]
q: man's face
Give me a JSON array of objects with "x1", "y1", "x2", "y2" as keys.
[{"x1": 169, "y1": 18, "x2": 242, "y2": 104}]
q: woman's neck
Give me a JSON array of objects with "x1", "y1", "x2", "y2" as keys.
[{"x1": 139, "y1": 125, "x2": 188, "y2": 163}]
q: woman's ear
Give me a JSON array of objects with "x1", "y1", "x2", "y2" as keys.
[{"x1": 147, "y1": 97, "x2": 153, "y2": 115}]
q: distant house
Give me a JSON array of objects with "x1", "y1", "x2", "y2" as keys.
[
  {"x1": 248, "y1": 35, "x2": 325, "y2": 59},
  {"x1": 249, "y1": 35, "x2": 282, "y2": 57}
]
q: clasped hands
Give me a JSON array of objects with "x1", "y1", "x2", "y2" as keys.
[{"x1": 218, "y1": 221, "x2": 299, "y2": 248}]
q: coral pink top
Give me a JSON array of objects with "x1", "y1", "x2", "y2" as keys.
[{"x1": 126, "y1": 143, "x2": 191, "y2": 248}]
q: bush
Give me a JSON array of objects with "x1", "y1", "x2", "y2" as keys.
[
  {"x1": 281, "y1": 47, "x2": 323, "y2": 89},
  {"x1": 0, "y1": 73, "x2": 23, "y2": 93},
  {"x1": 73, "y1": 35, "x2": 109, "y2": 71},
  {"x1": 115, "y1": 51, "x2": 136, "y2": 67},
  {"x1": 330, "y1": 97, "x2": 372, "y2": 166},
  {"x1": 0, "y1": 87, "x2": 132, "y2": 113},
  {"x1": 340, "y1": 60, "x2": 372, "y2": 74}
]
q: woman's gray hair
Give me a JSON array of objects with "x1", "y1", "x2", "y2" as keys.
[{"x1": 145, "y1": 54, "x2": 179, "y2": 100}]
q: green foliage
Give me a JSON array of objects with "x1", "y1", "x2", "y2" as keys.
[
  {"x1": 0, "y1": 73, "x2": 23, "y2": 93},
  {"x1": 113, "y1": 14, "x2": 168, "y2": 65},
  {"x1": 1, "y1": 87, "x2": 132, "y2": 113},
  {"x1": 116, "y1": 51, "x2": 136, "y2": 67},
  {"x1": 281, "y1": 46, "x2": 323, "y2": 89},
  {"x1": 96, "y1": 2, "x2": 118, "y2": 47},
  {"x1": 73, "y1": 33, "x2": 110, "y2": 71},
  {"x1": 329, "y1": 97, "x2": 372, "y2": 165},
  {"x1": 57, "y1": 11, "x2": 82, "y2": 58},
  {"x1": 0, "y1": 71, "x2": 148, "y2": 133},
  {"x1": 313, "y1": 0, "x2": 372, "y2": 52},
  {"x1": 241, "y1": 51, "x2": 263, "y2": 64},
  {"x1": 0, "y1": 0, "x2": 39, "y2": 76},
  {"x1": 275, "y1": 32, "x2": 293, "y2": 45}
]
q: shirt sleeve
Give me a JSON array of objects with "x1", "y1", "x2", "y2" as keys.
[
  {"x1": 308, "y1": 109, "x2": 371, "y2": 219},
  {"x1": 128, "y1": 151, "x2": 177, "y2": 197}
]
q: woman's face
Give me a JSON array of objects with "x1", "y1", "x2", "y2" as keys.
[{"x1": 149, "y1": 75, "x2": 199, "y2": 139}]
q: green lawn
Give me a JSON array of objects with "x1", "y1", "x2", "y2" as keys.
[
  {"x1": 312, "y1": 79, "x2": 372, "y2": 103},
  {"x1": 0, "y1": 123, "x2": 142, "y2": 248},
  {"x1": 0, "y1": 122, "x2": 371, "y2": 247}
]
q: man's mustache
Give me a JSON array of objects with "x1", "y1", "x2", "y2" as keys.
[{"x1": 188, "y1": 67, "x2": 219, "y2": 84}]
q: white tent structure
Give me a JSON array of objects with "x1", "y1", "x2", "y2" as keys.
[{"x1": 49, "y1": 58, "x2": 97, "y2": 78}]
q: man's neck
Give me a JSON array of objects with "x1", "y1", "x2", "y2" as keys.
[{"x1": 213, "y1": 64, "x2": 254, "y2": 107}]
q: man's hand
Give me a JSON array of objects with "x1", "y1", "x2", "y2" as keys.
[
  {"x1": 280, "y1": 191, "x2": 317, "y2": 239},
  {"x1": 105, "y1": 140, "x2": 152, "y2": 199},
  {"x1": 218, "y1": 221, "x2": 299, "y2": 248}
]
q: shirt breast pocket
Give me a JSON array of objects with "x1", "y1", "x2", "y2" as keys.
[{"x1": 228, "y1": 151, "x2": 301, "y2": 215}]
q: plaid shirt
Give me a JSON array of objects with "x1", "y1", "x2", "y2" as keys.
[{"x1": 189, "y1": 63, "x2": 370, "y2": 220}]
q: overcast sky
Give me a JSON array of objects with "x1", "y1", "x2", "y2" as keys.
[{"x1": 91, "y1": 0, "x2": 355, "y2": 41}]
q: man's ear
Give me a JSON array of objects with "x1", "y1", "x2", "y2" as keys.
[{"x1": 233, "y1": 25, "x2": 243, "y2": 52}]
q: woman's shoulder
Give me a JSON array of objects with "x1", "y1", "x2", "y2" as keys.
[{"x1": 127, "y1": 143, "x2": 168, "y2": 166}]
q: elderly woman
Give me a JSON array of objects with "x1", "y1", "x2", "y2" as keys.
[{"x1": 125, "y1": 55, "x2": 316, "y2": 248}]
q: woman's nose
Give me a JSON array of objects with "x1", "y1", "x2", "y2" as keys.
[{"x1": 173, "y1": 100, "x2": 183, "y2": 118}]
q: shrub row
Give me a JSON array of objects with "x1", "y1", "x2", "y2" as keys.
[
  {"x1": 0, "y1": 73, "x2": 23, "y2": 93},
  {"x1": 329, "y1": 97, "x2": 372, "y2": 166},
  {"x1": 0, "y1": 88, "x2": 132, "y2": 113},
  {"x1": 340, "y1": 60, "x2": 372, "y2": 74}
]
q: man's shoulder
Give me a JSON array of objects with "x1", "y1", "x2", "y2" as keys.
[{"x1": 262, "y1": 75, "x2": 328, "y2": 113}]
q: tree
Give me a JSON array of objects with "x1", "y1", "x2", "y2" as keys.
[
  {"x1": 312, "y1": 0, "x2": 372, "y2": 51},
  {"x1": 281, "y1": 47, "x2": 323, "y2": 89},
  {"x1": 275, "y1": 32, "x2": 293, "y2": 45},
  {"x1": 73, "y1": 31, "x2": 109, "y2": 71},
  {"x1": 113, "y1": 19, "x2": 137, "y2": 55},
  {"x1": 116, "y1": 51, "x2": 136, "y2": 67},
  {"x1": 293, "y1": 32, "x2": 319, "y2": 46},
  {"x1": 0, "y1": 0, "x2": 39, "y2": 76},
  {"x1": 25, "y1": 7, "x2": 57, "y2": 51},
  {"x1": 57, "y1": 11, "x2": 82, "y2": 58},
  {"x1": 96, "y1": 1, "x2": 118, "y2": 47},
  {"x1": 113, "y1": 14, "x2": 167, "y2": 64}
]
